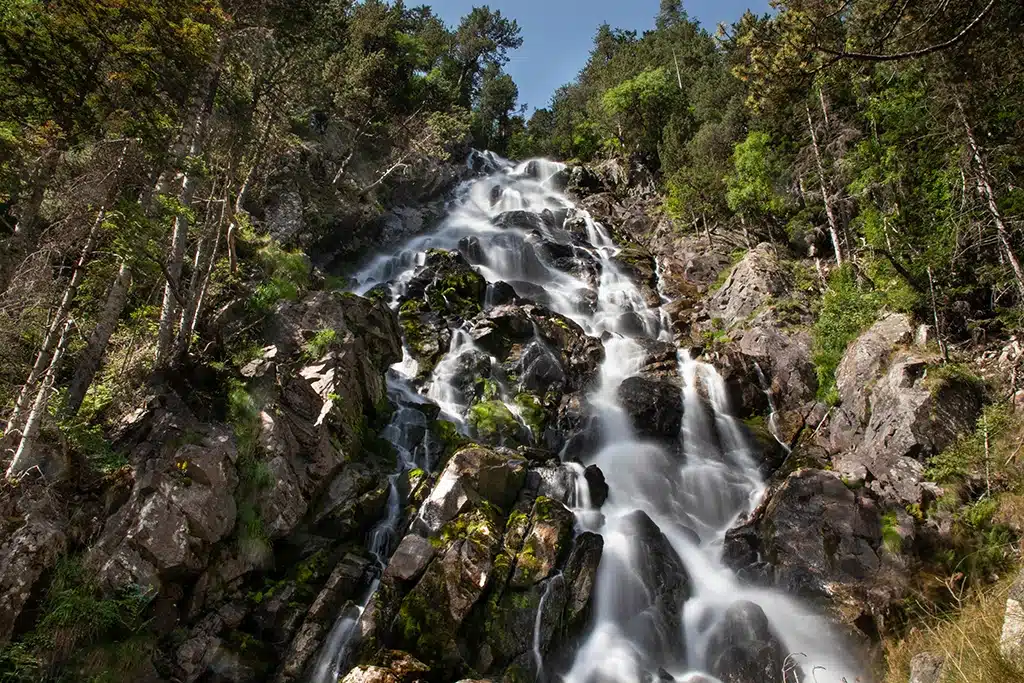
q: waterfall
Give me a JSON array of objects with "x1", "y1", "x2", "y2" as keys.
[{"x1": 322, "y1": 154, "x2": 859, "y2": 683}]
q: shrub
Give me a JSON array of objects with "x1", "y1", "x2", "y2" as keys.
[
  {"x1": 811, "y1": 265, "x2": 883, "y2": 403},
  {"x1": 302, "y1": 328, "x2": 338, "y2": 361}
]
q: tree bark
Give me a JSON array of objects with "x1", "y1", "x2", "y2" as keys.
[
  {"x1": 806, "y1": 101, "x2": 845, "y2": 267},
  {"x1": 955, "y1": 94, "x2": 1024, "y2": 297},
  {"x1": 62, "y1": 261, "x2": 133, "y2": 418},
  {"x1": 6, "y1": 318, "x2": 73, "y2": 478},
  {"x1": 0, "y1": 151, "x2": 60, "y2": 293},
  {"x1": 155, "y1": 67, "x2": 220, "y2": 366}
]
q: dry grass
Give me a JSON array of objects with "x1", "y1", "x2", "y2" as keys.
[{"x1": 884, "y1": 573, "x2": 1024, "y2": 683}]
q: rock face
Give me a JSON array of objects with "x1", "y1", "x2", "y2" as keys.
[
  {"x1": 708, "y1": 244, "x2": 790, "y2": 327},
  {"x1": 617, "y1": 376, "x2": 684, "y2": 442},
  {"x1": 345, "y1": 444, "x2": 602, "y2": 682},
  {"x1": 908, "y1": 652, "x2": 946, "y2": 683}
]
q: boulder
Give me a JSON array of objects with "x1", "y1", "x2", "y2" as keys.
[
  {"x1": 738, "y1": 326, "x2": 818, "y2": 412},
  {"x1": 724, "y1": 469, "x2": 904, "y2": 636},
  {"x1": 560, "y1": 532, "x2": 604, "y2": 630},
  {"x1": 0, "y1": 492, "x2": 67, "y2": 644},
  {"x1": 611, "y1": 245, "x2": 661, "y2": 308},
  {"x1": 842, "y1": 355, "x2": 982, "y2": 505},
  {"x1": 341, "y1": 666, "x2": 400, "y2": 683},
  {"x1": 1001, "y1": 568, "x2": 1024, "y2": 662},
  {"x1": 829, "y1": 313, "x2": 913, "y2": 451},
  {"x1": 415, "y1": 446, "x2": 527, "y2": 535},
  {"x1": 510, "y1": 497, "x2": 575, "y2": 587},
  {"x1": 909, "y1": 652, "x2": 946, "y2": 683},
  {"x1": 707, "y1": 244, "x2": 790, "y2": 327},
  {"x1": 617, "y1": 376, "x2": 683, "y2": 442},
  {"x1": 705, "y1": 601, "x2": 787, "y2": 683}
]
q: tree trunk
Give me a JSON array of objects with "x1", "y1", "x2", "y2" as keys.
[
  {"x1": 806, "y1": 101, "x2": 845, "y2": 267},
  {"x1": 955, "y1": 94, "x2": 1024, "y2": 297},
  {"x1": 174, "y1": 201, "x2": 224, "y2": 359},
  {"x1": 155, "y1": 68, "x2": 220, "y2": 366},
  {"x1": 62, "y1": 261, "x2": 133, "y2": 418},
  {"x1": 6, "y1": 318, "x2": 73, "y2": 478},
  {"x1": 7, "y1": 208, "x2": 106, "y2": 435},
  {"x1": 0, "y1": 151, "x2": 60, "y2": 292}
]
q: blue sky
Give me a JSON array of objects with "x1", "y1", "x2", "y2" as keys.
[{"x1": 427, "y1": 0, "x2": 772, "y2": 112}]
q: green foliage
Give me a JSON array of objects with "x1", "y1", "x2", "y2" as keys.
[
  {"x1": 468, "y1": 400, "x2": 521, "y2": 444},
  {"x1": 0, "y1": 558, "x2": 153, "y2": 682},
  {"x1": 927, "y1": 403, "x2": 1021, "y2": 484},
  {"x1": 880, "y1": 511, "x2": 903, "y2": 554},
  {"x1": 726, "y1": 131, "x2": 789, "y2": 223},
  {"x1": 812, "y1": 266, "x2": 883, "y2": 404},
  {"x1": 302, "y1": 328, "x2": 338, "y2": 362},
  {"x1": 248, "y1": 236, "x2": 311, "y2": 315}
]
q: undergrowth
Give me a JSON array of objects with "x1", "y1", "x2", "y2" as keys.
[{"x1": 0, "y1": 558, "x2": 153, "y2": 682}]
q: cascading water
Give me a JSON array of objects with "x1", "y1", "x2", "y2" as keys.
[{"x1": 323, "y1": 152, "x2": 860, "y2": 682}]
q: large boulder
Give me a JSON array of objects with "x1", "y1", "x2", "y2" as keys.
[
  {"x1": 836, "y1": 355, "x2": 982, "y2": 505},
  {"x1": 415, "y1": 445, "x2": 527, "y2": 535},
  {"x1": 707, "y1": 244, "x2": 790, "y2": 327},
  {"x1": 829, "y1": 313, "x2": 913, "y2": 452},
  {"x1": 705, "y1": 601, "x2": 787, "y2": 683},
  {"x1": 510, "y1": 496, "x2": 575, "y2": 588},
  {"x1": 1001, "y1": 568, "x2": 1024, "y2": 662},
  {"x1": 617, "y1": 376, "x2": 683, "y2": 442},
  {"x1": 724, "y1": 469, "x2": 904, "y2": 637}
]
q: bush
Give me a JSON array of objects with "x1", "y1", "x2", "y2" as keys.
[
  {"x1": 302, "y1": 328, "x2": 338, "y2": 362},
  {"x1": 812, "y1": 265, "x2": 883, "y2": 404}
]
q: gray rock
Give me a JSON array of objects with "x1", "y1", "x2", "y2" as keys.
[
  {"x1": 386, "y1": 535, "x2": 436, "y2": 583},
  {"x1": 706, "y1": 601, "x2": 787, "y2": 683},
  {"x1": 341, "y1": 666, "x2": 400, "y2": 683},
  {"x1": 510, "y1": 497, "x2": 575, "y2": 588},
  {"x1": 1001, "y1": 568, "x2": 1024, "y2": 662},
  {"x1": 561, "y1": 532, "x2": 603, "y2": 629},
  {"x1": 707, "y1": 244, "x2": 790, "y2": 327},
  {"x1": 909, "y1": 652, "x2": 946, "y2": 683},
  {"x1": 0, "y1": 496, "x2": 67, "y2": 644},
  {"x1": 415, "y1": 446, "x2": 527, "y2": 535}
]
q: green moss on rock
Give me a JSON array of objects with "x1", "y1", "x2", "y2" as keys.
[{"x1": 468, "y1": 400, "x2": 522, "y2": 444}]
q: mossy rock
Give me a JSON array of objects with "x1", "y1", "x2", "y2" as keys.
[
  {"x1": 512, "y1": 392, "x2": 549, "y2": 441},
  {"x1": 468, "y1": 400, "x2": 525, "y2": 445}
]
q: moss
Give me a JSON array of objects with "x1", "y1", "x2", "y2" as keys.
[
  {"x1": 881, "y1": 511, "x2": 903, "y2": 553},
  {"x1": 468, "y1": 400, "x2": 522, "y2": 444},
  {"x1": 513, "y1": 393, "x2": 547, "y2": 439},
  {"x1": 431, "y1": 419, "x2": 469, "y2": 461},
  {"x1": 924, "y1": 362, "x2": 985, "y2": 398}
]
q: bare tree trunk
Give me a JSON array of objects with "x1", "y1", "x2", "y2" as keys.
[
  {"x1": 7, "y1": 208, "x2": 106, "y2": 435},
  {"x1": 174, "y1": 200, "x2": 225, "y2": 359},
  {"x1": 6, "y1": 318, "x2": 74, "y2": 478},
  {"x1": 672, "y1": 49, "x2": 683, "y2": 91},
  {"x1": 0, "y1": 152, "x2": 61, "y2": 292},
  {"x1": 806, "y1": 101, "x2": 845, "y2": 267},
  {"x1": 62, "y1": 261, "x2": 133, "y2": 418},
  {"x1": 155, "y1": 69, "x2": 220, "y2": 366},
  {"x1": 955, "y1": 94, "x2": 1024, "y2": 297}
]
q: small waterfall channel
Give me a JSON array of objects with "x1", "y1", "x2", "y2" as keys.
[{"x1": 311, "y1": 152, "x2": 860, "y2": 682}]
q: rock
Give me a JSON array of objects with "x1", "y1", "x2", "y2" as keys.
[
  {"x1": 376, "y1": 650, "x2": 431, "y2": 682},
  {"x1": 530, "y1": 466, "x2": 577, "y2": 506},
  {"x1": 584, "y1": 465, "x2": 608, "y2": 508},
  {"x1": 612, "y1": 244, "x2": 661, "y2": 308},
  {"x1": 707, "y1": 244, "x2": 790, "y2": 327},
  {"x1": 846, "y1": 355, "x2": 982, "y2": 505},
  {"x1": 565, "y1": 165, "x2": 606, "y2": 198},
  {"x1": 909, "y1": 652, "x2": 946, "y2": 683},
  {"x1": 607, "y1": 511, "x2": 692, "y2": 666},
  {"x1": 0, "y1": 493, "x2": 67, "y2": 644},
  {"x1": 510, "y1": 497, "x2": 575, "y2": 587},
  {"x1": 88, "y1": 425, "x2": 239, "y2": 592},
  {"x1": 341, "y1": 666, "x2": 400, "y2": 683},
  {"x1": 405, "y1": 250, "x2": 486, "y2": 320},
  {"x1": 1001, "y1": 568, "x2": 1024, "y2": 662},
  {"x1": 315, "y1": 463, "x2": 391, "y2": 538},
  {"x1": 617, "y1": 376, "x2": 683, "y2": 441},
  {"x1": 724, "y1": 469, "x2": 904, "y2": 635},
  {"x1": 495, "y1": 210, "x2": 545, "y2": 232},
  {"x1": 415, "y1": 446, "x2": 527, "y2": 535},
  {"x1": 387, "y1": 535, "x2": 436, "y2": 584},
  {"x1": 737, "y1": 326, "x2": 818, "y2": 412},
  {"x1": 561, "y1": 532, "x2": 604, "y2": 629},
  {"x1": 487, "y1": 281, "x2": 517, "y2": 306},
  {"x1": 705, "y1": 601, "x2": 787, "y2": 683},
  {"x1": 830, "y1": 313, "x2": 913, "y2": 450}
]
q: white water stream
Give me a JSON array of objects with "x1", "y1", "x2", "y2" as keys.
[{"x1": 312, "y1": 153, "x2": 860, "y2": 682}]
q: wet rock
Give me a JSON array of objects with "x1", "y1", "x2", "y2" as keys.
[
  {"x1": 516, "y1": 340, "x2": 567, "y2": 393},
  {"x1": 495, "y1": 210, "x2": 546, "y2": 232},
  {"x1": 314, "y1": 463, "x2": 391, "y2": 538},
  {"x1": 565, "y1": 165, "x2": 606, "y2": 198},
  {"x1": 415, "y1": 445, "x2": 527, "y2": 535},
  {"x1": 617, "y1": 376, "x2": 683, "y2": 441},
  {"x1": 705, "y1": 601, "x2": 787, "y2": 683},
  {"x1": 459, "y1": 236, "x2": 486, "y2": 264},
  {"x1": 550, "y1": 393, "x2": 600, "y2": 461},
  {"x1": 584, "y1": 465, "x2": 608, "y2": 508},
  {"x1": 909, "y1": 652, "x2": 946, "y2": 683},
  {"x1": 707, "y1": 244, "x2": 790, "y2": 327},
  {"x1": 487, "y1": 281, "x2": 518, "y2": 306},
  {"x1": 0, "y1": 492, "x2": 67, "y2": 644},
  {"x1": 530, "y1": 466, "x2": 577, "y2": 506},
  {"x1": 510, "y1": 497, "x2": 575, "y2": 587},
  {"x1": 405, "y1": 250, "x2": 486, "y2": 320},
  {"x1": 724, "y1": 469, "x2": 903, "y2": 635},
  {"x1": 612, "y1": 244, "x2": 661, "y2": 308},
  {"x1": 737, "y1": 326, "x2": 817, "y2": 412},
  {"x1": 635, "y1": 338, "x2": 680, "y2": 382},
  {"x1": 610, "y1": 511, "x2": 692, "y2": 666},
  {"x1": 560, "y1": 532, "x2": 604, "y2": 629},
  {"x1": 1001, "y1": 568, "x2": 1024, "y2": 662}
]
